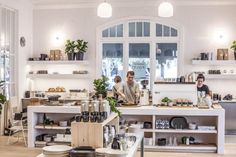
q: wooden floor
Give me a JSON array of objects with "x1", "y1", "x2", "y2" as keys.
[{"x1": 0, "y1": 136, "x2": 236, "y2": 157}]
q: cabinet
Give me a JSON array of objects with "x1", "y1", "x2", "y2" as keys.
[
  {"x1": 118, "y1": 106, "x2": 225, "y2": 154},
  {"x1": 71, "y1": 113, "x2": 119, "y2": 148},
  {"x1": 27, "y1": 106, "x2": 81, "y2": 148}
]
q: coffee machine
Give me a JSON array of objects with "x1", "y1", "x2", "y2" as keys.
[{"x1": 139, "y1": 80, "x2": 149, "y2": 105}]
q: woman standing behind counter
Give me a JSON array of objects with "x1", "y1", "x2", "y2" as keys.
[{"x1": 196, "y1": 74, "x2": 210, "y2": 98}]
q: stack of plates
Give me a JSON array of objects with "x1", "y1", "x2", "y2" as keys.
[{"x1": 42, "y1": 145, "x2": 72, "y2": 157}]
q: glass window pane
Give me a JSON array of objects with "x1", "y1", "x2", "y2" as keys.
[
  {"x1": 144, "y1": 22, "x2": 150, "y2": 37},
  {"x1": 129, "y1": 43, "x2": 150, "y2": 85},
  {"x1": 102, "y1": 43, "x2": 123, "y2": 89},
  {"x1": 156, "y1": 24, "x2": 162, "y2": 36},
  {"x1": 164, "y1": 25, "x2": 170, "y2": 37},
  {"x1": 171, "y1": 28, "x2": 178, "y2": 37},
  {"x1": 117, "y1": 24, "x2": 123, "y2": 37},
  {"x1": 102, "y1": 29, "x2": 109, "y2": 37},
  {"x1": 109, "y1": 26, "x2": 116, "y2": 37},
  {"x1": 136, "y1": 22, "x2": 142, "y2": 37},
  {"x1": 156, "y1": 43, "x2": 177, "y2": 79},
  {"x1": 129, "y1": 22, "x2": 135, "y2": 37}
]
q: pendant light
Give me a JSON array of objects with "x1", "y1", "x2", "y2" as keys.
[
  {"x1": 97, "y1": 1, "x2": 112, "y2": 18},
  {"x1": 158, "y1": 2, "x2": 174, "y2": 17}
]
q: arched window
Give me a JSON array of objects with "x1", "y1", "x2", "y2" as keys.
[{"x1": 96, "y1": 18, "x2": 182, "y2": 89}]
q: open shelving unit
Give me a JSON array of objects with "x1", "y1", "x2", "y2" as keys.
[{"x1": 118, "y1": 106, "x2": 225, "y2": 154}]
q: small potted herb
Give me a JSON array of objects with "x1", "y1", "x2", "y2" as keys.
[
  {"x1": 230, "y1": 40, "x2": 236, "y2": 60},
  {"x1": 161, "y1": 97, "x2": 172, "y2": 106},
  {"x1": 65, "y1": 40, "x2": 76, "y2": 60},
  {"x1": 75, "y1": 39, "x2": 88, "y2": 60}
]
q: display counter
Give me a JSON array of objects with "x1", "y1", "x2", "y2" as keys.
[{"x1": 118, "y1": 106, "x2": 225, "y2": 154}]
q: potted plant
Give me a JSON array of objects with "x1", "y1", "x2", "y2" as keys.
[
  {"x1": 75, "y1": 39, "x2": 88, "y2": 60},
  {"x1": 230, "y1": 40, "x2": 236, "y2": 60},
  {"x1": 65, "y1": 40, "x2": 76, "y2": 60},
  {"x1": 93, "y1": 75, "x2": 109, "y2": 98},
  {"x1": 161, "y1": 97, "x2": 172, "y2": 106}
]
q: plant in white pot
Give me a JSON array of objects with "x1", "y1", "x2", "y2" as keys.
[
  {"x1": 75, "y1": 39, "x2": 88, "y2": 60},
  {"x1": 230, "y1": 40, "x2": 236, "y2": 60},
  {"x1": 65, "y1": 40, "x2": 76, "y2": 60}
]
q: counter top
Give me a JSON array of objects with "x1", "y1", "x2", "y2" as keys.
[{"x1": 117, "y1": 105, "x2": 224, "y2": 116}]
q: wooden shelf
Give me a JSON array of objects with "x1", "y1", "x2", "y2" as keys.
[
  {"x1": 145, "y1": 144, "x2": 217, "y2": 152},
  {"x1": 27, "y1": 60, "x2": 88, "y2": 65},
  {"x1": 192, "y1": 60, "x2": 236, "y2": 65},
  {"x1": 140, "y1": 129, "x2": 217, "y2": 134},
  {"x1": 101, "y1": 113, "x2": 118, "y2": 127},
  {"x1": 35, "y1": 125, "x2": 71, "y2": 130},
  {"x1": 205, "y1": 74, "x2": 236, "y2": 80},
  {"x1": 26, "y1": 74, "x2": 90, "y2": 79},
  {"x1": 154, "y1": 129, "x2": 217, "y2": 134}
]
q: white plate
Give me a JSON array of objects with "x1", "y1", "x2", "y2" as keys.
[{"x1": 42, "y1": 145, "x2": 72, "y2": 153}]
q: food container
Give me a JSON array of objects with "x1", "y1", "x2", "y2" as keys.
[
  {"x1": 189, "y1": 122, "x2": 197, "y2": 130},
  {"x1": 44, "y1": 135, "x2": 52, "y2": 142},
  {"x1": 59, "y1": 121, "x2": 68, "y2": 127},
  {"x1": 157, "y1": 138, "x2": 166, "y2": 146}
]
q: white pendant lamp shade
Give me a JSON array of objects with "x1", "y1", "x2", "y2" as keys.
[
  {"x1": 97, "y1": 2, "x2": 112, "y2": 18},
  {"x1": 158, "y1": 2, "x2": 173, "y2": 17}
]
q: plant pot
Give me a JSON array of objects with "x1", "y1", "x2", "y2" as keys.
[
  {"x1": 234, "y1": 51, "x2": 236, "y2": 60},
  {"x1": 67, "y1": 52, "x2": 75, "y2": 60},
  {"x1": 75, "y1": 52, "x2": 84, "y2": 60}
]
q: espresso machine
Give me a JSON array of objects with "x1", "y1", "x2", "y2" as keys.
[{"x1": 139, "y1": 80, "x2": 149, "y2": 105}]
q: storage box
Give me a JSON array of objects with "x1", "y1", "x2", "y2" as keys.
[
  {"x1": 49, "y1": 50, "x2": 55, "y2": 60},
  {"x1": 217, "y1": 49, "x2": 228, "y2": 60},
  {"x1": 54, "y1": 49, "x2": 62, "y2": 60}
]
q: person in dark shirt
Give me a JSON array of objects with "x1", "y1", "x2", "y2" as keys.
[{"x1": 196, "y1": 74, "x2": 210, "y2": 98}]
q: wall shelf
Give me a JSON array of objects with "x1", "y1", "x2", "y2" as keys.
[
  {"x1": 205, "y1": 74, "x2": 236, "y2": 80},
  {"x1": 192, "y1": 60, "x2": 236, "y2": 66},
  {"x1": 27, "y1": 60, "x2": 88, "y2": 65},
  {"x1": 26, "y1": 74, "x2": 90, "y2": 79}
]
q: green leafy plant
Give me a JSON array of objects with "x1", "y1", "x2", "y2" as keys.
[
  {"x1": 107, "y1": 97, "x2": 121, "y2": 116},
  {"x1": 76, "y1": 39, "x2": 88, "y2": 53},
  {"x1": 93, "y1": 76, "x2": 109, "y2": 98},
  {"x1": 161, "y1": 97, "x2": 172, "y2": 103},
  {"x1": 230, "y1": 40, "x2": 236, "y2": 52},
  {"x1": 65, "y1": 40, "x2": 76, "y2": 54}
]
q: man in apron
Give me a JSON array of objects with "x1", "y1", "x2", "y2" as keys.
[{"x1": 118, "y1": 71, "x2": 140, "y2": 104}]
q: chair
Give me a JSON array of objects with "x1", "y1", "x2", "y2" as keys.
[{"x1": 7, "y1": 97, "x2": 27, "y2": 146}]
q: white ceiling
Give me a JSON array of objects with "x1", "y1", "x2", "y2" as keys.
[{"x1": 32, "y1": 0, "x2": 236, "y2": 9}]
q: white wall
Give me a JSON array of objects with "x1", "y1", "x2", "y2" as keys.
[
  {"x1": 0, "y1": 0, "x2": 33, "y2": 100},
  {"x1": 33, "y1": 4, "x2": 236, "y2": 96}
]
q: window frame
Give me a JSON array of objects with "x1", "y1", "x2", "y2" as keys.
[{"x1": 96, "y1": 17, "x2": 183, "y2": 90}]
